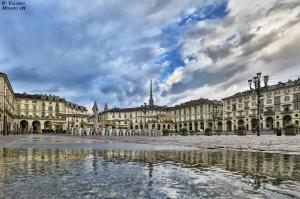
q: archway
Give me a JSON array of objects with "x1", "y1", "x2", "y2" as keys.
[
  {"x1": 208, "y1": 122, "x2": 212, "y2": 128},
  {"x1": 217, "y1": 121, "x2": 222, "y2": 131},
  {"x1": 162, "y1": 124, "x2": 165, "y2": 130},
  {"x1": 266, "y1": 117, "x2": 274, "y2": 129},
  {"x1": 251, "y1": 118, "x2": 257, "y2": 130},
  {"x1": 226, "y1": 121, "x2": 232, "y2": 131},
  {"x1": 283, "y1": 115, "x2": 292, "y2": 127},
  {"x1": 20, "y1": 120, "x2": 29, "y2": 134},
  {"x1": 32, "y1": 120, "x2": 41, "y2": 134},
  {"x1": 44, "y1": 121, "x2": 52, "y2": 132},
  {"x1": 238, "y1": 119, "x2": 244, "y2": 126},
  {"x1": 194, "y1": 122, "x2": 198, "y2": 131},
  {"x1": 167, "y1": 124, "x2": 170, "y2": 130},
  {"x1": 157, "y1": 124, "x2": 161, "y2": 130},
  {"x1": 152, "y1": 124, "x2": 155, "y2": 129},
  {"x1": 189, "y1": 123, "x2": 193, "y2": 131},
  {"x1": 200, "y1": 122, "x2": 204, "y2": 130},
  {"x1": 135, "y1": 125, "x2": 138, "y2": 129}
]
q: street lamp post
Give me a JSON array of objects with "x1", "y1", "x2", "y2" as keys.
[{"x1": 248, "y1": 72, "x2": 269, "y2": 136}]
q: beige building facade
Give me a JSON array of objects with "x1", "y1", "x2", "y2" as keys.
[
  {"x1": 98, "y1": 81, "x2": 223, "y2": 132},
  {"x1": 222, "y1": 78, "x2": 300, "y2": 132},
  {"x1": 0, "y1": 72, "x2": 88, "y2": 134}
]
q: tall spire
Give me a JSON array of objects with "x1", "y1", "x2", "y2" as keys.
[{"x1": 149, "y1": 80, "x2": 154, "y2": 106}]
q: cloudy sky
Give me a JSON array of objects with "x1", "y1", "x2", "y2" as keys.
[{"x1": 1, "y1": 0, "x2": 300, "y2": 111}]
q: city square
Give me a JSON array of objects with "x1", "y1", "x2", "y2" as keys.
[{"x1": 1, "y1": 0, "x2": 300, "y2": 198}]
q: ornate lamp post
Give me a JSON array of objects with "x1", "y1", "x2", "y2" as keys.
[{"x1": 248, "y1": 73, "x2": 269, "y2": 136}]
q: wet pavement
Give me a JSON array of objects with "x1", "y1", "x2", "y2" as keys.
[{"x1": 0, "y1": 135, "x2": 300, "y2": 198}]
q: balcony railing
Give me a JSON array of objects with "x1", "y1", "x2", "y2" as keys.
[
  {"x1": 281, "y1": 109, "x2": 293, "y2": 114},
  {"x1": 264, "y1": 111, "x2": 274, "y2": 116}
]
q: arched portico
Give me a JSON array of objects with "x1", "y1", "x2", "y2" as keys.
[
  {"x1": 266, "y1": 117, "x2": 274, "y2": 130},
  {"x1": 217, "y1": 121, "x2": 222, "y2": 131},
  {"x1": 226, "y1": 121, "x2": 232, "y2": 132},
  {"x1": 20, "y1": 120, "x2": 29, "y2": 134},
  {"x1": 283, "y1": 115, "x2": 291, "y2": 127},
  {"x1": 32, "y1": 120, "x2": 41, "y2": 134}
]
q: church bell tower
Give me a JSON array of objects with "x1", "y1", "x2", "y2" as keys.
[{"x1": 149, "y1": 80, "x2": 154, "y2": 106}]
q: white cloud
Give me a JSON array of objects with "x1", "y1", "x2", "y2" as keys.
[{"x1": 160, "y1": 0, "x2": 300, "y2": 105}]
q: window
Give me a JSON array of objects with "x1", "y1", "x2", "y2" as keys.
[
  {"x1": 252, "y1": 95, "x2": 256, "y2": 100},
  {"x1": 294, "y1": 93, "x2": 300, "y2": 101},
  {"x1": 267, "y1": 99, "x2": 272, "y2": 104},
  {"x1": 284, "y1": 89, "x2": 289, "y2": 94},
  {"x1": 238, "y1": 104, "x2": 242, "y2": 108},
  {"x1": 232, "y1": 104, "x2": 236, "y2": 111},
  {"x1": 274, "y1": 96, "x2": 280, "y2": 104},
  {"x1": 267, "y1": 92, "x2": 272, "y2": 98},
  {"x1": 227, "y1": 106, "x2": 230, "y2": 110},
  {"x1": 244, "y1": 101, "x2": 249, "y2": 109},
  {"x1": 226, "y1": 100, "x2": 230, "y2": 105},
  {"x1": 283, "y1": 105, "x2": 290, "y2": 112},
  {"x1": 238, "y1": 98, "x2": 242, "y2": 103},
  {"x1": 294, "y1": 102, "x2": 300, "y2": 110},
  {"x1": 284, "y1": 96, "x2": 290, "y2": 102}
]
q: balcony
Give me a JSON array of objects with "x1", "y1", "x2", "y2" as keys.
[
  {"x1": 224, "y1": 117, "x2": 232, "y2": 120},
  {"x1": 281, "y1": 109, "x2": 293, "y2": 114},
  {"x1": 236, "y1": 115, "x2": 245, "y2": 119},
  {"x1": 264, "y1": 111, "x2": 274, "y2": 116}
]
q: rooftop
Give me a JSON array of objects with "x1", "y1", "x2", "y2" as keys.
[{"x1": 222, "y1": 78, "x2": 300, "y2": 100}]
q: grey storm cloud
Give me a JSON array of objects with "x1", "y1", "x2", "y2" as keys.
[
  {"x1": 168, "y1": 63, "x2": 247, "y2": 95},
  {"x1": 1, "y1": 0, "x2": 203, "y2": 108},
  {"x1": 159, "y1": 0, "x2": 300, "y2": 106},
  {"x1": 1, "y1": 0, "x2": 300, "y2": 109}
]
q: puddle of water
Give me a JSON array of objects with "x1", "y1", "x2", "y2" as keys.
[{"x1": 0, "y1": 147, "x2": 300, "y2": 199}]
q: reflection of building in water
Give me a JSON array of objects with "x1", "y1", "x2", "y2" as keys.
[
  {"x1": 95, "y1": 150, "x2": 300, "y2": 182},
  {"x1": 0, "y1": 148, "x2": 88, "y2": 181},
  {"x1": 0, "y1": 148, "x2": 300, "y2": 186}
]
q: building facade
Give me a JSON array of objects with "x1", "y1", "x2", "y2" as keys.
[
  {"x1": 0, "y1": 73, "x2": 15, "y2": 134},
  {"x1": 98, "y1": 81, "x2": 223, "y2": 132},
  {"x1": 222, "y1": 79, "x2": 300, "y2": 132},
  {"x1": 0, "y1": 72, "x2": 88, "y2": 134}
]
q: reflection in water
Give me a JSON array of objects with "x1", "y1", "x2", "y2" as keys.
[{"x1": 0, "y1": 148, "x2": 300, "y2": 198}]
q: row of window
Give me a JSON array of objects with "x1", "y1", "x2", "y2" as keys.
[{"x1": 226, "y1": 92, "x2": 300, "y2": 105}]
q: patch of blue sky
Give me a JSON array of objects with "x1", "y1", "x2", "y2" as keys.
[
  {"x1": 178, "y1": 1, "x2": 228, "y2": 27},
  {"x1": 155, "y1": 47, "x2": 185, "y2": 81},
  {"x1": 156, "y1": 1, "x2": 228, "y2": 81}
]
